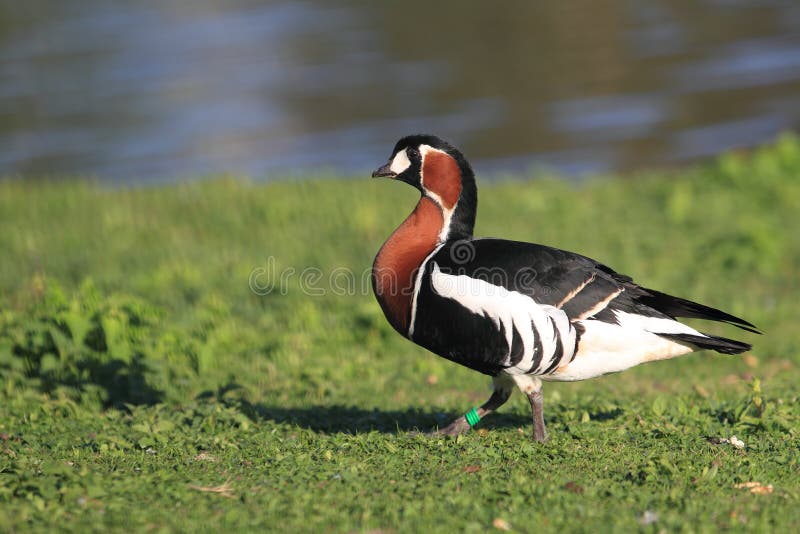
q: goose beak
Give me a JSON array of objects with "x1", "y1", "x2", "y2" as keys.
[{"x1": 371, "y1": 163, "x2": 396, "y2": 178}]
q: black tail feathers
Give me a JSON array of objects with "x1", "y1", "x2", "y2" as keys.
[
  {"x1": 658, "y1": 333, "x2": 752, "y2": 355},
  {"x1": 639, "y1": 289, "x2": 761, "y2": 334}
]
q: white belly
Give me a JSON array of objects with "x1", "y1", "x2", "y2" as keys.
[{"x1": 545, "y1": 318, "x2": 695, "y2": 382}]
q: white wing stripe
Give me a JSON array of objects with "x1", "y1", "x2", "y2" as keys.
[
  {"x1": 575, "y1": 288, "x2": 623, "y2": 320},
  {"x1": 556, "y1": 273, "x2": 596, "y2": 308}
]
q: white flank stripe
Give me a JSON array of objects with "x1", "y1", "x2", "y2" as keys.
[{"x1": 429, "y1": 263, "x2": 576, "y2": 375}]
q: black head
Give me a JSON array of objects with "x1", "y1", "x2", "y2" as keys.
[
  {"x1": 372, "y1": 134, "x2": 468, "y2": 185},
  {"x1": 372, "y1": 134, "x2": 478, "y2": 240}
]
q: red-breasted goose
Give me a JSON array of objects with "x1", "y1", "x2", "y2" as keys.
[{"x1": 371, "y1": 134, "x2": 758, "y2": 441}]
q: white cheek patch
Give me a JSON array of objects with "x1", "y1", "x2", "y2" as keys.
[{"x1": 389, "y1": 149, "x2": 411, "y2": 175}]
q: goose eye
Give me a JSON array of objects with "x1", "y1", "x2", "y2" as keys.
[{"x1": 406, "y1": 147, "x2": 420, "y2": 159}]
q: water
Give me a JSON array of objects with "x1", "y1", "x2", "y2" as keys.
[{"x1": 1, "y1": 0, "x2": 800, "y2": 183}]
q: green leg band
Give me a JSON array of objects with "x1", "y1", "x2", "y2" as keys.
[{"x1": 464, "y1": 407, "x2": 481, "y2": 427}]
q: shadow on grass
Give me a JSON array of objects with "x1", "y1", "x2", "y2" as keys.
[
  {"x1": 39, "y1": 356, "x2": 164, "y2": 408},
  {"x1": 249, "y1": 405, "x2": 537, "y2": 434},
  {"x1": 590, "y1": 407, "x2": 625, "y2": 421},
  {"x1": 198, "y1": 383, "x2": 535, "y2": 434},
  {"x1": 4, "y1": 289, "x2": 165, "y2": 409},
  {"x1": 8, "y1": 342, "x2": 164, "y2": 409}
]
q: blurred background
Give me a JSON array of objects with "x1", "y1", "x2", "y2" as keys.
[
  {"x1": 1, "y1": 0, "x2": 800, "y2": 183},
  {"x1": 2, "y1": 5, "x2": 799, "y2": 530}
]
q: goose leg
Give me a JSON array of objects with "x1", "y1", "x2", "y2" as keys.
[
  {"x1": 512, "y1": 375, "x2": 547, "y2": 442},
  {"x1": 432, "y1": 375, "x2": 514, "y2": 436},
  {"x1": 527, "y1": 389, "x2": 547, "y2": 442}
]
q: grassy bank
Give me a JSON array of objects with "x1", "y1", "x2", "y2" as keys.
[{"x1": 1, "y1": 135, "x2": 799, "y2": 532}]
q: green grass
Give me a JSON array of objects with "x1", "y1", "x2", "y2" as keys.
[{"x1": 1, "y1": 134, "x2": 799, "y2": 532}]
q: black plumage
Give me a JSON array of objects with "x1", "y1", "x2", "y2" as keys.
[{"x1": 411, "y1": 238, "x2": 755, "y2": 377}]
